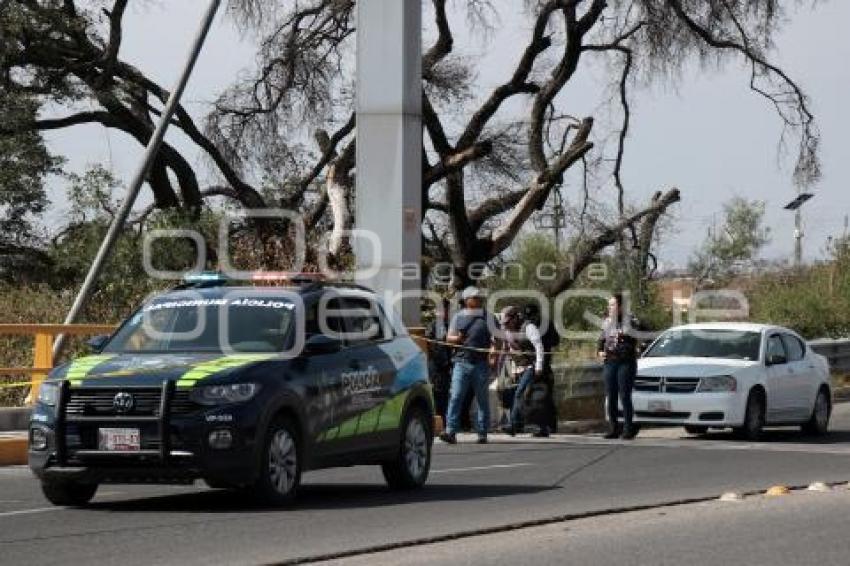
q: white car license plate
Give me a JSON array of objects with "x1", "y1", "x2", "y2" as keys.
[
  {"x1": 98, "y1": 428, "x2": 140, "y2": 452},
  {"x1": 648, "y1": 400, "x2": 672, "y2": 413}
]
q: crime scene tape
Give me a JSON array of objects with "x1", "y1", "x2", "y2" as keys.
[
  {"x1": 417, "y1": 335, "x2": 563, "y2": 356},
  {"x1": 0, "y1": 336, "x2": 576, "y2": 390}
]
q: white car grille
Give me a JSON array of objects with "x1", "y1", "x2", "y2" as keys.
[{"x1": 634, "y1": 376, "x2": 701, "y2": 394}]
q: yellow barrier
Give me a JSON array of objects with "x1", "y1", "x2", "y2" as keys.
[{"x1": 0, "y1": 324, "x2": 118, "y2": 405}]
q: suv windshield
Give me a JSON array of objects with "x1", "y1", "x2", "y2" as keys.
[
  {"x1": 644, "y1": 329, "x2": 761, "y2": 361},
  {"x1": 104, "y1": 294, "x2": 296, "y2": 353}
]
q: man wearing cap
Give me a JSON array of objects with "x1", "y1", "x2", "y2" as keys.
[{"x1": 439, "y1": 286, "x2": 499, "y2": 444}]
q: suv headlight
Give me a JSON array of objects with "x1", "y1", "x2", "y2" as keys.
[
  {"x1": 189, "y1": 383, "x2": 260, "y2": 405},
  {"x1": 37, "y1": 382, "x2": 59, "y2": 406},
  {"x1": 697, "y1": 375, "x2": 737, "y2": 392}
]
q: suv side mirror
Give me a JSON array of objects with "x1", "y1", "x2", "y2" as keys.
[
  {"x1": 303, "y1": 334, "x2": 342, "y2": 356},
  {"x1": 86, "y1": 335, "x2": 109, "y2": 353},
  {"x1": 766, "y1": 353, "x2": 787, "y2": 366}
]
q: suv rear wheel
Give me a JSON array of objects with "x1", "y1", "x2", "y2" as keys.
[
  {"x1": 252, "y1": 416, "x2": 301, "y2": 505},
  {"x1": 41, "y1": 480, "x2": 98, "y2": 506},
  {"x1": 382, "y1": 407, "x2": 432, "y2": 490}
]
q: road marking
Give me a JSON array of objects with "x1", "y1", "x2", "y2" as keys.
[
  {"x1": 0, "y1": 506, "x2": 57, "y2": 518},
  {"x1": 431, "y1": 463, "x2": 534, "y2": 474}
]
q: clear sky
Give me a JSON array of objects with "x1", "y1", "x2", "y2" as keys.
[{"x1": 41, "y1": 0, "x2": 850, "y2": 269}]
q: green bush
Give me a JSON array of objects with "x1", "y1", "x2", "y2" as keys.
[
  {"x1": 0, "y1": 284, "x2": 152, "y2": 406},
  {"x1": 748, "y1": 239, "x2": 850, "y2": 339}
]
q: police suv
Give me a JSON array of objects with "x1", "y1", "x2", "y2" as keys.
[{"x1": 29, "y1": 274, "x2": 434, "y2": 506}]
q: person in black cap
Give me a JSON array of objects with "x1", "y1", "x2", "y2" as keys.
[{"x1": 439, "y1": 286, "x2": 498, "y2": 444}]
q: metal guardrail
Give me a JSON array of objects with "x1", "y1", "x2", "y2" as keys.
[
  {"x1": 552, "y1": 362, "x2": 604, "y2": 400},
  {"x1": 809, "y1": 339, "x2": 850, "y2": 375}
]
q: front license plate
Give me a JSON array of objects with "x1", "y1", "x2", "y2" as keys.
[
  {"x1": 98, "y1": 428, "x2": 140, "y2": 452},
  {"x1": 648, "y1": 400, "x2": 672, "y2": 413}
]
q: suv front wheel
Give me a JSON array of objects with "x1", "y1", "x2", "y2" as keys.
[
  {"x1": 253, "y1": 416, "x2": 301, "y2": 505},
  {"x1": 382, "y1": 406, "x2": 432, "y2": 490},
  {"x1": 41, "y1": 480, "x2": 98, "y2": 506}
]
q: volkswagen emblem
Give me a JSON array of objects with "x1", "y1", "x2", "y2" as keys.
[{"x1": 113, "y1": 392, "x2": 135, "y2": 413}]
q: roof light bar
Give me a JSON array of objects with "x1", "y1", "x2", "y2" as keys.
[{"x1": 182, "y1": 271, "x2": 229, "y2": 283}]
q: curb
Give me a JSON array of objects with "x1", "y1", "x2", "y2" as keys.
[
  {"x1": 0, "y1": 433, "x2": 27, "y2": 466},
  {"x1": 557, "y1": 420, "x2": 608, "y2": 434}
]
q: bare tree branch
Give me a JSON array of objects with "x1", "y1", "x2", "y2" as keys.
[
  {"x1": 546, "y1": 188, "x2": 682, "y2": 296},
  {"x1": 666, "y1": 0, "x2": 819, "y2": 185}
]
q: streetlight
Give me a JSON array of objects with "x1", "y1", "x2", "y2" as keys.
[{"x1": 783, "y1": 192, "x2": 815, "y2": 266}]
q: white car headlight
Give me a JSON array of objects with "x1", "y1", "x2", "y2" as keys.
[
  {"x1": 37, "y1": 382, "x2": 59, "y2": 406},
  {"x1": 189, "y1": 383, "x2": 261, "y2": 405},
  {"x1": 697, "y1": 375, "x2": 737, "y2": 392}
]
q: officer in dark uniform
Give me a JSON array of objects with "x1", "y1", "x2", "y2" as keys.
[
  {"x1": 522, "y1": 303, "x2": 559, "y2": 436},
  {"x1": 426, "y1": 298, "x2": 452, "y2": 425}
]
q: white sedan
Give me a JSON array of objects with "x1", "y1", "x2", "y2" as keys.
[{"x1": 633, "y1": 323, "x2": 832, "y2": 440}]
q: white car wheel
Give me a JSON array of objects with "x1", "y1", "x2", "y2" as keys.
[{"x1": 802, "y1": 389, "x2": 830, "y2": 436}]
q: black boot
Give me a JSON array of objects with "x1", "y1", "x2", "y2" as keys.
[
  {"x1": 533, "y1": 427, "x2": 550, "y2": 438},
  {"x1": 621, "y1": 426, "x2": 638, "y2": 440},
  {"x1": 603, "y1": 425, "x2": 621, "y2": 439},
  {"x1": 439, "y1": 432, "x2": 457, "y2": 444}
]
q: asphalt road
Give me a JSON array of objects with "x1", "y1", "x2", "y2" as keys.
[
  {"x1": 325, "y1": 487, "x2": 850, "y2": 566},
  {"x1": 2, "y1": 406, "x2": 850, "y2": 566}
]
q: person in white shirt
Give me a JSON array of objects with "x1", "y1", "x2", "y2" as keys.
[{"x1": 502, "y1": 306, "x2": 547, "y2": 436}]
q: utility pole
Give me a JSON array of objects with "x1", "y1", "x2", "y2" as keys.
[
  {"x1": 534, "y1": 188, "x2": 566, "y2": 252},
  {"x1": 783, "y1": 191, "x2": 815, "y2": 267},
  {"x1": 355, "y1": 0, "x2": 422, "y2": 326},
  {"x1": 794, "y1": 207, "x2": 802, "y2": 266},
  {"x1": 53, "y1": 0, "x2": 222, "y2": 361}
]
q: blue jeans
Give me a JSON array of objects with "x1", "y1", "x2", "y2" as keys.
[
  {"x1": 510, "y1": 367, "x2": 535, "y2": 431},
  {"x1": 604, "y1": 359, "x2": 636, "y2": 430},
  {"x1": 446, "y1": 359, "x2": 490, "y2": 436}
]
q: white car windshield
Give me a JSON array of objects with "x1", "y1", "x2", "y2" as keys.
[{"x1": 644, "y1": 329, "x2": 761, "y2": 361}]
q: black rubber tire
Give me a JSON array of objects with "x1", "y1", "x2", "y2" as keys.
[
  {"x1": 734, "y1": 391, "x2": 765, "y2": 441},
  {"x1": 382, "y1": 407, "x2": 432, "y2": 490},
  {"x1": 801, "y1": 388, "x2": 831, "y2": 436},
  {"x1": 684, "y1": 425, "x2": 708, "y2": 435},
  {"x1": 251, "y1": 416, "x2": 302, "y2": 505},
  {"x1": 41, "y1": 480, "x2": 98, "y2": 507}
]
